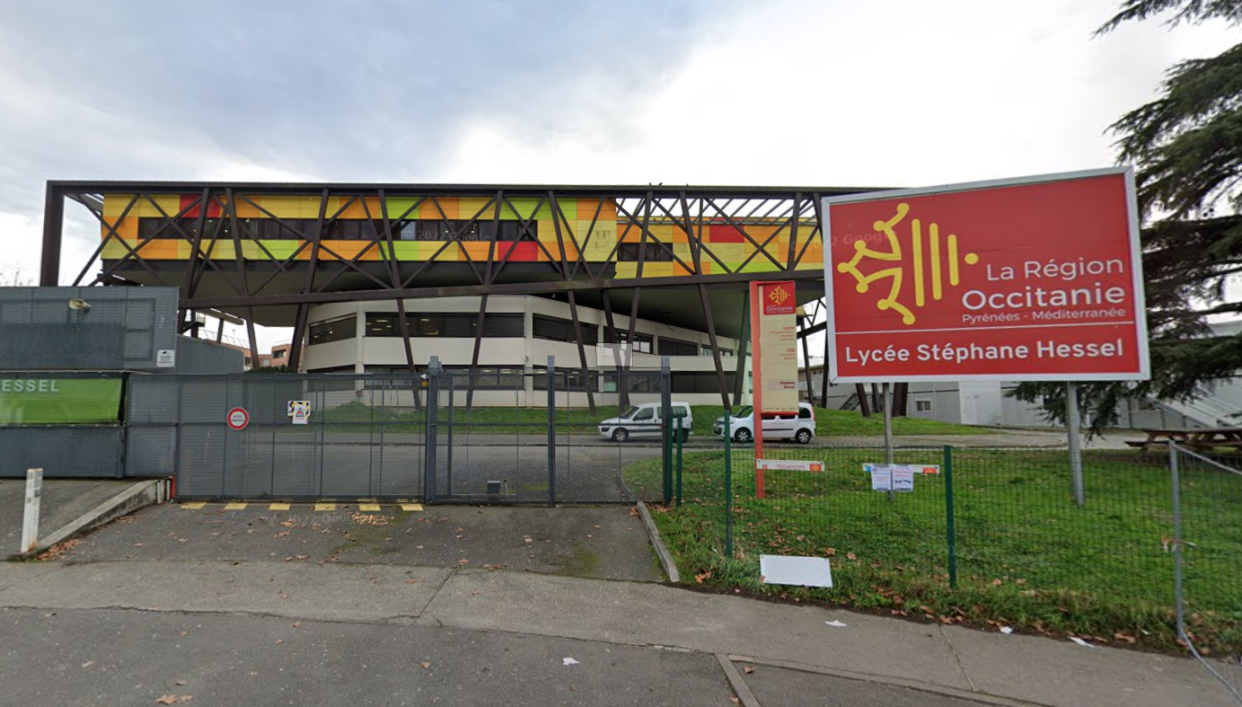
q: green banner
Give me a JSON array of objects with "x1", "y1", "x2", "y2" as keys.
[{"x1": 0, "y1": 378, "x2": 123, "y2": 424}]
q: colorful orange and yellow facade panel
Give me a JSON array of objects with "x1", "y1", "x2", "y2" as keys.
[{"x1": 100, "y1": 194, "x2": 823, "y2": 278}]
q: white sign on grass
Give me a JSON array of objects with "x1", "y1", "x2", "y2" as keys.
[{"x1": 760, "y1": 555, "x2": 833, "y2": 588}]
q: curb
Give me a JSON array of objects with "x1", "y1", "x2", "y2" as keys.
[
  {"x1": 10, "y1": 479, "x2": 168, "y2": 559},
  {"x1": 636, "y1": 501, "x2": 679, "y2": 583},
  {"x1": 727, "y1": 654, "x2": 1038, "y2": 707}
]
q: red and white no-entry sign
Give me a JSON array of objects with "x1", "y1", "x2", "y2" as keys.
[{"x1": 226, "y1": 407, "x2": 249, "y2": 431}]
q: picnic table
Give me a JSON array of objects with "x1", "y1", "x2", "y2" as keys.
[{"x1": 1127, "y1": 427, "x2": 1242, "y2": 454}]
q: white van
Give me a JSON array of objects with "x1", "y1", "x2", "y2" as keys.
[
  {"x1": 712, "y1": 403, "x2": 816, "y2": 444},
  {"x1": 598, "y1": 402, "x2": 693, "y2": 442}
]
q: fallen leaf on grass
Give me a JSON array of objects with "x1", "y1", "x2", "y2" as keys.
[
  {"x1": 274, "y1": 531, "x2": 290, "y2": 538},
  {"x1": 156, "y1": 697, "x2": 177, "y2": 705},
  {"x1": 457, "y1": 558, "x2": 469, "y2": 566},
  {"x1": 1113, "y1": 632, "x2": 1137, "y2": 643},
  {"x1": 274, "y1": 639, "x2": 284, "y2": 645},
  {"x1": 179, "y1": 698, "x2": 193, "y2": 704},
  {"x1": 134, "y1": 543, "x2": 145, "y2": 548},
  {"x1": 420, "y1": 662, "x2": 431, "y2": 669},
  {"x1": 845, "y1": 552, "x2": 856, "y2": 561},
  {"x1": 178, "y1": 631, "x2": 188, "y2": 638},
  {"x1": 280, "y1": 520, "x2": 295, "y2": 528},
  {"x1": 523, "y1": 536, "x2": 533, "y2": 543},
  {"x1": 694, "y1": 571, "x2": 712, "y2": 584}
]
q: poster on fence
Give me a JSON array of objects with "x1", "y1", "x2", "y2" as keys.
[
  {"x1": 892, "y1": 466, "x2": 915, "y2": 492},
  {"x1": 864, "y1": 463, "x2": 939, "y2": 476},
  {"x1": 870, "y1": 465, "x2": 892, "y2": 491},
  {"x1": 868, "y1": 464, "x2": 917, "y2": 492}
]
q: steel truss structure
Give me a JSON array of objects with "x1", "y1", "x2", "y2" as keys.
[{"x1": 41, "y1": 181, "x2": 871, "y2": 409}]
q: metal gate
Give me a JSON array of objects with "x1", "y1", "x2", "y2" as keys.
[
  {"x1": 129, "y1": 373, "x2": 427, "y2": 500},
  {"x1": 133, "y1": 356, "x2": 677, "y2": 503},
  {"x1": 423, "y1": 359, "x2": 671, "y2": 504}
]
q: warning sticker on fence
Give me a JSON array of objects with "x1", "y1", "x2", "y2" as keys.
[
  {"x1": 287, "y1": 400, "x2": 311, "y2": 425},
  {"x1": 870, "y1": 465, "x2": 892, "y2": 491},
  {"x1": 756, "y1": 459, "x2": 825, "y2": 472}
]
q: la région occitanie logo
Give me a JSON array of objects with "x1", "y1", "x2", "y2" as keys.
[{"x1": 836, "y1": 203, "x2": 979, "y2": 325}]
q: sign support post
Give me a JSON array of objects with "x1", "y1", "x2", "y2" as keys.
[
  {"x1": 883, "y1": 383, "x2": 894, "y2": 502},
  {"x1": 1066, "y1": 382, "x2": 1085, "y2": 507}
]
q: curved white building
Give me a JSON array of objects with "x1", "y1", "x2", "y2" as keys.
[{"x1": 303, "y1": 295, "x2": 749, "y2": 406}]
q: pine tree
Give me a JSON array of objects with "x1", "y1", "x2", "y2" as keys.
[{"x1": 1013, "y1": 1, "x2": 1242, "y2": 430}]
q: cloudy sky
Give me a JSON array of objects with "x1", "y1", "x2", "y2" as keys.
[{"x1": 0, "y1": 0, "x2": 1234, "y2": 347}]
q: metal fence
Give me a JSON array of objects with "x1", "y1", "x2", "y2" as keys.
[
  {"x1": 1171, "y1": 443, "x2": 1242, "y2": 694},
  {"x1": 651, "y1": 429, "x2": 1242, "y2": 654},
  {"x1": 131, "y1": 356, "x2": 680, "y2": 503}
]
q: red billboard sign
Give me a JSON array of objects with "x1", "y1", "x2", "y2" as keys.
[{"x1": 823, "y1": 169, "x2": 1149, "y2": 383}]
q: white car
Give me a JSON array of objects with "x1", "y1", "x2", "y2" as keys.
[
  {"x1": 598, "y1": 402, "x2": 693, "y2": 442},
  {"x1": 712, "y1": 403, "x2": 816, "y2": 444}
]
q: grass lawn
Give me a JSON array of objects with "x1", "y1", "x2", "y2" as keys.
[
  {"x1": 625, "y1": 448, "x2": 1242, "y2": 654},
  {"x1": 321, "y1": 401, "x2": 989, "y2": 437}
]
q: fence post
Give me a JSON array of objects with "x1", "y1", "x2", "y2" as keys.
[
  {"x1": 943, "y1": 445, "x2": 957, "y2": 588},
  {"x1": 661, "y1": 356, "x2": 672, "y2": 505},
  {"x1": 446, "y1": 373, "x2": 454, "y2": 497},
  {"x1": 675, "y1": 416, "x2": 684, "y2": 508},
  {"x1": 424, "y1": 357, "x2": 440, "y2": 503},
  {"x1": 547, "y1": 356, "x2": 556, "y2": 508},
  {"x1": 724, "y1": 408, "x2": 733, "y2": 558},
  {"x1": 1169, "y1": 442, "x2": 1185, "y2": 638}
]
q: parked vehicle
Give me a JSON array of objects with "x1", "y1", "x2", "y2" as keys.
[
  {"x1": 598, "y1": 402, "x2": 693, "y2": 442},
  {"x1": 712, "y1": 403, "x2": 816, "y2": 444}
]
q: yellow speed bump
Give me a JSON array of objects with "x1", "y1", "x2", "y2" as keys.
[
  {"x1": 269, "y1": 503, "x2": 291, "y2": 511},
  {"x1": 314, "y1": 503, "x2": 336, "y2": 512},
  {"x1": 179, "y1": 502, "x2": 207, "y2": 510},
  {"x1": 400, "y1": 503, "x2": 423, "y2": 512},
  {"x1": 223, "y1": 502, "x2": 248, "y2": 510}
]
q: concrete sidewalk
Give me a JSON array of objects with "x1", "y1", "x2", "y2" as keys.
[{"x1": 0, "y1": 559, "x2": 1235, "y2": 707}]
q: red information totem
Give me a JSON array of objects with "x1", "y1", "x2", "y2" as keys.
[{"x1": 823, "y1": 169, "x2": 1149, "y2": 383}]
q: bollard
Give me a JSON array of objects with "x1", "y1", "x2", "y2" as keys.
[{"x1": 21, "y1": 468, "x2": 44, "y2": 554}]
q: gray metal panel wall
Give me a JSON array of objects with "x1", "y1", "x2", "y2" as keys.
[
  {"x1": 168, "y1": 337, "x2": 245, "y2": 374},
  {"x1": 0, "y1": 427, "x2": 122, "y2": 478},
  {"x1": 0, "y1": 286, "x2": 177, "y2": 371}
]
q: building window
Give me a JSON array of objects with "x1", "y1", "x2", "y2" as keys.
[
  {"x1": 308, "y1": 316, "x2": 357, "y2": 345},
  {"x1": 532, "y1": 315, "x2": 598, "y2": 346},
  {"x1": 701, "y1": 345, "x2": 734, "y2": 357},
  {"x1": 915, "y1": 399, "x2": 933, "y2": 413},
  {"x1": 395, "y1": 219, "x2": 529, "y2": 242},
  {"x1": 658, "y1": 338, "x2": 698, "y2": 357},
  {"x1": 365, "y1": 313, "x2": 524, "y2": 338},
  {"x1": 616, "y1": 243, "x2": 674, "y2": 262},
  {"x1": 533, "y1": 367, "x2": 600, "y2": 391},
  {"x1": 444, "y1": 367, "x2": 527, "y2": 390}
]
